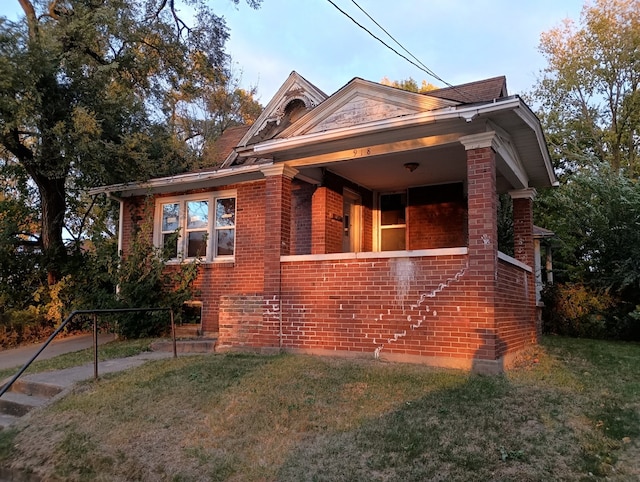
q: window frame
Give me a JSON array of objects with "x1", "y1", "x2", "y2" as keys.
[
  {"x1": 154, "y1": 190, "x2": 237, "y2": 262},
  {"x1": 377, "y1": 191, "x2": 407, "y2": 252}
]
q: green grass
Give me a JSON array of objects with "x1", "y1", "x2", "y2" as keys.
[{"x1": 2, "y1": 336, "x2": 640, "y2": 481}]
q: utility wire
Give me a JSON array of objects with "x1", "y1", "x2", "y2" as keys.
[
  {"x1": 326, "y1": 0, "x2": 473, "y2": 101},
  {"x1": 349, "y1": 0, "x2": 445, "y2": 86}
]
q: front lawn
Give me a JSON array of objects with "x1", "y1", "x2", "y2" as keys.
[{"x1": 1, "y1": 336, "x2": 638, "y2": 481}]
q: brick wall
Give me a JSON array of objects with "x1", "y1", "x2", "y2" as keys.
[
  {"x1": 496, "y1": 259, "x2": 536, "y2": 356},
  {"x1": 120, "y1": 196, "x2": 149, "y2": 256},
  {"x1": 291, "y1": 179, "x2": 314, "y2": 255},
  {"x1": 279, "y1": 254, "x2": 490, "y2": 366},
  {"x1": 121, "y1": 181, "x2": 268, "y2": 334},
  {"x1": 465, "y1": 146, "x2": 499, "y2": 364},
  {"x1": 407, "y1": 184, "x2": 467, "y2": 250},
  {"x1": 218, "y1": 294, "x2": 263, "y2": 349}
]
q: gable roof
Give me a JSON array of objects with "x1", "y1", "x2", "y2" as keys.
[
  {"x1": 90, "y1": 72, "x2": 557, "y2": 197},
  {"x1": 281, "y1": 77, "x2": 457, "y2": 138},
  {"x1": 426, "y1": 76, "x2": 508, "y2": 104},
  {"x1": 220, "y1": 71, "x2": 327, "y2": 168}
]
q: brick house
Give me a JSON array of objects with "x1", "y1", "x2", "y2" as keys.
[{"x1": 94, "y1": 72, "x2": 557, "y2": 373}]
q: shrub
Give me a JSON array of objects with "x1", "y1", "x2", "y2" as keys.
[
  {"x1": 114, "y1": 200, "x2": 200, "y2": 338},
  {"x1": 542, "y1": 283, "x2": 640, "y2": 339},
  {"x1": 0, "y1": 306, "x2": 54, "y2": 349}
]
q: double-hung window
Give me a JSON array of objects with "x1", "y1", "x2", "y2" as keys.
[
  {"x1": 379, "y1": 192, "x2": 406, "y2": 251},
  {"x1": 155, "y1": 191, "x2": 236, "y2": 261}
]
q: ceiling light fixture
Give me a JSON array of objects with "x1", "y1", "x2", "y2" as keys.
[{"x1": 404, "y1": 162, "x2": 419, "y2": 172}]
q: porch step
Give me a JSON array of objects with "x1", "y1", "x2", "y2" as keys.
[
  {"x1": 174, "y1": 324, "x2": 201, "y2": 338},
  {"x1": 150, "y1": 339, "x2": 217, "y2": 354}
]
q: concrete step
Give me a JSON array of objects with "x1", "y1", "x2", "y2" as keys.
[
  {"x1": 0, "y1": 413, "x2": 21, "y2": 430},
  {"x1": 0, "y1": 391, "x2": 49, "y2": 417},
  {"x1": 151, "y1": 339, "x2": 217, "y2": 354},
  {"x1": 175, "y1": 324, "x2": 201, "y2": 338},
  {"x1": 8, "y1": 379, "x2": 64, "y2": 399}
]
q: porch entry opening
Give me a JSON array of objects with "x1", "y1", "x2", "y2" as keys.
[
  {"x1": 342, "y1": 189, "x2": 362, "y2": 252},
  {"x1": 380, "y1": 192, "x2": 407, "y2": 251},
  {"x1": 181, "y1": 301, "x2": 202, "y2": 325}
]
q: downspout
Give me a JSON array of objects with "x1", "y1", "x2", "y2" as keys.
[
  {"x1": 107, "y1": 192, "x2": 124, "y2": 295},
  {"x1": 279, "y1": 261, "x2": 283, "y2": 349}
]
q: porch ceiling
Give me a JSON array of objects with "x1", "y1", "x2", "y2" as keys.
[{"x1": 301, "y1": 144, "x2": 468, "y2": 192}]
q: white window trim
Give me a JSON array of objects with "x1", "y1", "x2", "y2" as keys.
[
  {"x1": 154, "y1": 190, "x2": 236, "y2": 263},
  {"x1": 377, "y1": 190, "x2": 408, "y2": 252}
]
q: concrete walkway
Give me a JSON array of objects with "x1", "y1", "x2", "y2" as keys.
[
  {"x1": 15, "y1": 350, "x2": 174, "y2": 389},
  {"x1": 0, "y1": 333, "x2": 117, "y2": 371}
]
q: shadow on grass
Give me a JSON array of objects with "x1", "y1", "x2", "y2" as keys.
[
  {"x1": 275, "y1": 374, "x2": 550, "y2": 482},
  {"x1": 274, "y1": 338, "x2": 640, "y2": 481}
]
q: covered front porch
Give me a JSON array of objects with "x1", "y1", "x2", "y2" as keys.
[{"x1": 218, "y1": 110, "x2": 550, "y2": 371}]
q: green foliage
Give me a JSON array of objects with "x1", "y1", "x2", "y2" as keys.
[
  {"x1": 0, "y1": 0, "x2": 262, "y2": 343},
  {"x1": 542, "y1": 283, "x2": 618, "y2": 338},
  {"x1": 537, "y1": 169, "x2": 640, "y2": 339},
  {"x1": 115, "y1": 199, "x2": 200, "y2": 338},
  {"x1": 497, "y1": 193, "x2": 514, "y2": 256},
  {"x1": 537, "y1": 169, "x2": 640, "y2": 293},
  {"x1": 0, "y1": 0, "x2": 262, "y2": 284},
  {"x1": 532, "y1": 2, "x2": 640, "y2": 339},
  {"x1": 533, "y1": 0, "x2": 640, "y2": 176},
  {"x1": 0, "y1": 305, "x2": 52, "y2": 349},
  {"x1": 380, "y1": 76, "x2": 437, "y2": 93}
]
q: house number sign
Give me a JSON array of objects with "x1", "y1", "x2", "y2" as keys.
[{"x1": 352, "y1": 148, "x2": 372, "y2": 157}]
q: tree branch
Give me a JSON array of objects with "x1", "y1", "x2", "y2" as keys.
[{"x1": 18, "y1": 0, "x2": 39, "y2": 40}]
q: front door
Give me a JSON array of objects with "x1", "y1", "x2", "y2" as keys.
[{"x1": 342, "y1": 190, "x2": 362, "y2": 252}]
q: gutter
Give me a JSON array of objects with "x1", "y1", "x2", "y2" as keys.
[{"x1": 88, "y1": 162, "x2": 273, "y2": 197}]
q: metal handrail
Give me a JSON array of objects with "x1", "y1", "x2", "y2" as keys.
[{"x1": 0, "y1": 307, "x2": 176, "y2": 399}]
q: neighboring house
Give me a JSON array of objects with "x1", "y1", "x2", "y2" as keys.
[{"x1": 93, "y1": 72, "x2": 557, "y2": 373}]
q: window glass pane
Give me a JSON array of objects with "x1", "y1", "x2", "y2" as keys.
[
  {"x1": 381, "y1": 194, "x2": 406, "y2": 225},
  {"x1": 162, "y1": 203, "x2": 179, "y2": 231},
  {"x1": 216, "y1": 229, "x2": 234, "y2": 256},
  {"x1": 381, "y1": 227, "x2": 406, "y2": 251},
  {"x1": 187, "y1": 231, "x2": 207, "y2": 258},
  {"x1": 163, "y1": 232, "x2": 178, "y2": 258},
  {"x1": 187, "y1": 201, "x2": 209, "y2": 229},
  {"x1": 216, "y1": 198, "x2": 236, "y2": 227}
]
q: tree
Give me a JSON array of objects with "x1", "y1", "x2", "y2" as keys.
[
  {"x1": 532, "y1": 0, "x2": 640, "y2": 177},
  {"x1": 532, "y1": 0, "x2": 640, "y2": 339},
  {"x1": 380, "y1": 76, "x2": 437, "y2": 93},
  {"x1": 167, "y1": 67, "x2": 263, "y2": 159},
  {"x1": 0, "y1": 0, "x2": 261, "y2": 285}
]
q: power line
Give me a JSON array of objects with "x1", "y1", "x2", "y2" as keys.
[
  {"x1": 326, "y1": 0, "x2": 473, "y2": 101},
  {"x1": 349, "y1": 0, "x2": 444, "y2": 86}
]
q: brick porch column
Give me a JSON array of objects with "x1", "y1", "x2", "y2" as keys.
[
  {"x1": 510, "y1": 188, "x2": 539, "y2": 340},
  {"x1": 260, "y1": 164, "x2": 297, "y2": 349},
  {"x1": 311, "y1": 186, "x2": 328, "y2": 254},
  {"x1": 460, "y1": 132, "x2": 500, "y2": 371}
]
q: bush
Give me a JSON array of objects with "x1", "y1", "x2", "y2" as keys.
[
  {"x1": 114, "y1": 200, "x2": 200, "y2": 339},
  {"x1": 542, "y1": 283, "x2": 639, "y2": 339},
  {"x1": 0, "y1": 306, "x2": 54, "y2": 349}
]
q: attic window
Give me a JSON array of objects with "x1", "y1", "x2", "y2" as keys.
[{"x1": 284, "y1": 99, "x2": 307, "y2": 123}]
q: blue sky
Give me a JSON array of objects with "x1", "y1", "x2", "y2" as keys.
[{"x1": 2, "y1": 0, "x2": 586, "y2": 103}]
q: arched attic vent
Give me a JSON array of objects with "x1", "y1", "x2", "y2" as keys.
[{"x1": 247, "y1": 95, "x2": 314, "y2": 144}]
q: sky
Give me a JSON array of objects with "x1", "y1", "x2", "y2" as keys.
[{"x1": 1, "y1": 0, "x2": 586, "y2": 104}]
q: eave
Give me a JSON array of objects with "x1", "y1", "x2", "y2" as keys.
[
  {"x1": 88, "y1": 163, "x2": 271, "y2": 198},
  {"x1": 237, "y1": 96, "x2": 558, "y2": 190}
]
